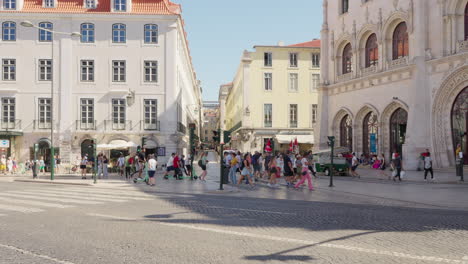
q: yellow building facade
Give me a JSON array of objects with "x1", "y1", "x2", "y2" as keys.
[{"x1": 222, "y1": 40, "x2": 321, "y2": 153}]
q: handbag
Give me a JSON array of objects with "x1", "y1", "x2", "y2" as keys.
[
  {"x1": 400, "y1": 171, "x2": 406, "y2": 179},
  {"x1": 392, "y1": 170, "x2": 397, "y2": 177}
]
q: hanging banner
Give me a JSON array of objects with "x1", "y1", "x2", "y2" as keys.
[{"x1": 370, "y1": 134, "x2": 377, "y2": 153}]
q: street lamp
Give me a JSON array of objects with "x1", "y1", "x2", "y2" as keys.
[{"x1": 21, "y1": 20, "x2": 81, "y2": 181}]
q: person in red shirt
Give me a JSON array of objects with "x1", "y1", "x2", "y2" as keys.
[{"x1": 173, "y1": 153, "x2": 181, "y2": 180}]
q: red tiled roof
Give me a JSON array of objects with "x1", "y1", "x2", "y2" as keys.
[
  {"x1": 288, "y1": 39, "x2": 321, "y2": 48},
  {"x1": 1, "y1": 0, "x2": 180, "y2": 14}
]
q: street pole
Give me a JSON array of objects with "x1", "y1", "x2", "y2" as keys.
[
  {"x1": 50, "y1": 34, "x2": 55, "y2": 181},
  {"x1": 219, "y1": 143, "x2": 224, "y2": 190},
  {"x1": 328, "y1": 136, "x2": 335, "y2": 187},
  {"x1": 93, "y1": 140, "x2": 97, "y2": 184}
]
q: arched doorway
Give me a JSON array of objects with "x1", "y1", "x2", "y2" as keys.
[
  {"x1": 36, "y1": 138, "x2": 52, "y2": 170},
  {"x1": 340, "y1": 114, "x2": 353, "y2": 151},
  {"x1": 81, "y1": 139, "x2": 94, "y2": 160},
  {"x1": 452, "y1": 87, "x2": 468, "y2": 164},
  {"x1": 363, "y1": 112, "x2": 378, "y2": 155},
  {"x1": 390, "y1": 108, "x2": 407, "y2": 156}
]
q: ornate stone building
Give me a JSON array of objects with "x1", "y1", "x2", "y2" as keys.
[{"x1": 316, "y1": 0, "x2": 468, "y2": 169}]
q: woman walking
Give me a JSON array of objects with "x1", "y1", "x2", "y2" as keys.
[
  {"x1": 7, "y1": 157, "x2": 13, "y2": 174},
  {"x1": 199, "y1": 152, "x2": 208, "y2": 181},
  {"x1": 102, "y1": 155, "x2": 109, "y2": 179},
  {"x1": 80, "y1": 156, "x2": 88, "y2": 179},
  {"x1": 268, "y1": 156, "x2": 278, "y2": 188},
  {"x1": 294, "y1": 153, "x2": 314, "y2": 191},
  {"x1": 185, "y1": 154, "x2": 192, "y2": 178},
  {"x1": 39, "y1": 156, "x2": 46, "y2": 175},
  {"x1": 239, "y1": 153, "x2": 255, "y2": 187}
]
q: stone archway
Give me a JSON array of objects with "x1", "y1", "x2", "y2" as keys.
[
  {"x1": 354, "y1": 104, "x2": 380, "y2": 154},
  {"x1": 332, "y1": 108, "x2": 354, "y2": 149},
  {"x1": 433, "y1": 65, "x2": 468, "y2": 167},
  {"x1": 381, "y1": 101, "x2": 409, "y2": 160}
]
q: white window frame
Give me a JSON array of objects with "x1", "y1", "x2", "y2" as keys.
[
  {"x1": 2, "y1": 59, "x2": 16, "y2": 81},
  {"x1": 44, "y1": 0, "x2": 54, "y2": 8},
  {"x1": 144, "y1": 24, "x2": 158, "y2": 44},
  {"x1": 264, "y1": 104, "x2": 272, "y2": 128},
  {"x1": 38, "y1": 59, "x2": 52, "y2": 81},
  {"x1": 2, "y1": 98, "x2": 15, "y2": 129},
  {"x1": 312, "y1": 53, "x2": 320, "y2": 68},
  {"x1": 80, "y1": 60, "x2": 94, "y2": 82},
  {"x1": 288, "y1": 73, "x2": 299, "y2": 92},
  {"x1": 311, "y1": 74, "x2": 320, "y2": 92},
  {"x1": 112, "y1": 60, "x2": 126, "y2": 82},
  {"x1": 144, "y1": 61, "x2": 158, "y2": 83},
  {"x1": 80, "y1": 98, "x2": 94, "y2": 129},
  {"x1": 289, "y1": 104, "x2": 298, "y2": 128},
  {"x1": 264, "y1": 52, "x2": 272, "y2": 67},
  {"x1": 311, "y1": 104, "x2": 318, "y2": 125},
  {"x1": 3, "y1": 0, "x2": 16, "y2": 9},
  {"x1": 84, "y1": 0, "x2": 96, "y2": 9},
  {"x1": 38, "y1": 98, "x2": 51, "y2": 129},
  {"x1": 112, "y1": 99, "x2": 126, "y2": 130},
  {"x1": 112, "y1": 23, "x2": 126, "y2": 43},
  {"x1": 2, "y1": 22, "x2": 16, "y2": 41},
  {"x1": 144, "y1": 99, "x2": 158, "y2": 130},
  {"x1": 80, "y1": 23, "x2": 95, "y2": 43},
  {"x1": 264, "y1": 72, "x2": 272, "y2": 91},
  {"x1": 38, "y1": 22, "x2": 53, "y2": 42},
  {"x1": 289, "y1": 53, "x2": 298, "y2": 67},
  {"x1": 114, "y1": 0, "x2": 126, "y2": 11}
]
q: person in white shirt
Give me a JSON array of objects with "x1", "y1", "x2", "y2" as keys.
[
  {"x1": 351, "y1": 153, "x2": 360, "y2": 178},
  {"x1": 294, "y1": 153, "x2": 314, "y2": 191},
  {"x1": 147, "y1": 154, "x2": 158, "y2": 186},
  {"x1": 163, "y1": 153, "x2": 175, "y2": 180},
  {"x1": 185, "y1": 154, "x2": 192, "y2": 177},
  {"x1": 423, "y1": 152, "x2": 434, "y2": 181},
  {"x1": 117, "y1": 154, "x2": 125, "y2": 178}
]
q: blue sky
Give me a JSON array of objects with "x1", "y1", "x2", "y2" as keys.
[{"x1": 176, "y1": 0, "x2": 323, "y2": 101}]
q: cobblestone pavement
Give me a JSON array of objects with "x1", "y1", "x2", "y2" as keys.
[{"x1": 0, "y1": 152, "x2": 467, "y2": 264}]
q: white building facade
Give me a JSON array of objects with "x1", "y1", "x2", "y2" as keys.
[
  {"x1": 317, "y1": 0, "x2": 468, "y2": 169},
  {"x1": 0, "y1": 0, "x2": 201, "y2": 167}
]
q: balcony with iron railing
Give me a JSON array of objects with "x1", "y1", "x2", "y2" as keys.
[
  {"x1": 33, "y1": 120, "x2": 52, "y2": 129},
  {"x1": 141, "y1": 120, "x2": 160, "y2": 131},
  {"x1": 104, "y1": 120, "x2": 132, "y2": 131},
  {"x1": 1, "y1": 119, "x2": 21, "y2": 130},
  {"x1": 76, "y1": 120, "x2": 96, "y2": 130}
]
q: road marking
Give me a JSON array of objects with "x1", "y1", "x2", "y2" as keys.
[
  {"x1": 0, "y1": 193, "x2": 102, "y2": 205},
  {"x1": 0, "y1": 243, "x2": 76, "y2": 264},
  {"x1": 206, "y1": 206, "x2": 296, "y2": 215},
  {"x1": 65, "y1": 187, "x2": 154, "y2": 198},
  {"x1": 0, "y1": 204, "x2": 43, "y2": 213},
  {"x1": 0, "y1": 196, "x2": 73, "y2": 209},
  {"x1": 29, "y1": 189, "x2": 150, "y2": 201},
  {"x1": 9, "y1": 190, "x2": 127, "y2": 203},
  {"x1": 89, "y1": 213, "x2": 467, "y2": 264}
]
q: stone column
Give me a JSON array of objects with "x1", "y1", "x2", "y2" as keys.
[
  {"x1": 58, "y1": 32, "x2": 73, "y2": 165},
  {"x1": 404, "y1": 0, "x2": 431, "y2": 169},
  {"x1": 241, "y1": 51, "x2": 252, "y2": 129}
]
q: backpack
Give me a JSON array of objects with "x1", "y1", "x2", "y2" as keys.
[{"x1": 198, "y1": 159, "x2": 203, "y2": 167}]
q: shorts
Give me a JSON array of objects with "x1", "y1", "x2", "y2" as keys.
[
  {"x1": 40, "y1": 166, "x2": 45, "y2": 170},
  {"x1": 166, "y1": 166, "x2": 174, "y2": 172},
  {"x1": 148, "y1": 171, "x2": 155, "y2": 178},
  {"x1": 269, "y1": 167, "x2": 277, "y2": 174},
  {"x1": 293, "y1": 168, "x2": 297, "y2": 174},
  {"x1": 253, "y1": 164, "x2": 261, "y2": 172},
  {"x1": 351, "y1": 165, "x2": 358, "y2": 171},
  {"x1": 284, "y1": 170, "x2": 294, "y2": 177},
  {"x1": 80, "y1": 165, "x2": 86, "y2": 169},
  {"x1": 201, "y1": 165, "x2": 207, "y2": 171}
]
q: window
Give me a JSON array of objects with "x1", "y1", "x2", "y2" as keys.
[
  {"x1": 311, "y1": 74, "x2": 320, "y2": 91},
  {"x1": 289, "y1": 73, "x2": 298, "y2": 92},
  {"x1": 44, "y1": 0, "x2": 54, "y2": 8},
  {"x1": 392, "y1": 22, "x2": 409, "y2": 60},
  {"x1": 85, "y1": 0, "x2": 96, "y2": 8},
  {"x1": 264, "y1": 104, "x2": 272, "y2": 128},
  {"x1": 38, "y1": 22, "x2": 53, "y2": 42},
  {"x1": 465, "y1": 3, "x2": 468, "y2": 40},
  {"x1": 312, "y1": 53, "x2": 320, "y2": 67},
  {"x1": 342, "y1": 43, "x2": 352, "y2": 74},
  {"x1": 2, "y1": 22, "x2": 16, "y2": 41},
  {"x1": 112, "y1": 60, "x2": 125, "y2": 82},
  {"x1": 144, "y1": 99, "x2": 158, "y2": 130},
  {"x1": 365, "y1": 33, "x2": 378, "y2": 67},
  {"x1": 2, "y1": 98, "x2": 15, "y2": 129},
  {"x1": 362, "y1": 112, "x2": 378, "y2": 155},
  {"x1": 80, "y1": 99, "x2": 94, "y2": 129},
  {"x1": 341, "y1": 0, "x2": 349, "y2": 14},
  {"x1": 38, "y1": 98, "x2": 51, "y2": 128},
  {"x1": 289, "y1": 104, "x2": 298, "y2": 128},
  {"x1": 144, "y1": 61, "x2": 158, "y2": 82},
  {"x1": 3, "y1": 0, "x2": 16, "y2": 9},
  {"x1": 80, "y1": 60, "x2": 94, "y2": 82},
  {"x1": 114, "y1": 0, "x2": 126, "y2": 11},
  {"x1": 2, "y1": 59, "x2": 15, "y2": 81},
  {"x1": 264, "y1": 73, "x2": 272, "y2": 91},
  {"x1": 38, "y1": 59, "x2": 52, "y2": 81},
  {"x1": 112, "y1": 24, "x2": 126, "y2": 43},
  {"x1": 264, "y1": 52, "x2": 272, "y2": 67},
  {"x1": 340, "y1": 114, "x2": 353, "y2": 151},
  {"x1": 81, "y1": 23, "x2": 95, "y2": 43},
  {"x1": 112, "y1": 99, "x2": 126, "y2": 129},
  {"x1": 311, "y1": 104, "x2": 318, "y2": 124},
  {"x1": 144, "y1": 24, "x2": 158, "y2": 44},
  {"x1": 289, "y1": 53, "x2": 298, "y2": 67}
]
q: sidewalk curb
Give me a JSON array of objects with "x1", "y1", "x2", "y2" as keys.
[{"x1": 14, "y1": 179, "x2": 93, "y2": 186}]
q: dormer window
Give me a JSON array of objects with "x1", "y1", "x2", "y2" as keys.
[
  {"x1": 85, "y1": 0, "x2": 96, "y2": 9},
  {"x1": 114, "y1": 0, "x2": 126, "y2": 11},
  {"x1": 3, "y1": 0, "x2": 16, "y2": 9},
  {"x1": 44, "y1": 0, "x2": 54, "y2": 8}
]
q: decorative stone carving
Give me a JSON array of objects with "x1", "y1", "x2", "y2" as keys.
[
  {"x1": 337, "y1": 72, "x2": 353, "y2": 83},
  {"x1": 457, "y1": 40, "x2": 468, "y2": 52},
  {"x1": 362, "y1": 65, "x2": 378, "y2": 76},
  {"x1": 389, "y1": 57, "x2": 409, "y2": 69}
]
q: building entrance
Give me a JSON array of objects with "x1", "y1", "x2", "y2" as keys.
[{"x1": 452, "y1": 87, "x2": 468, "y2": 164}]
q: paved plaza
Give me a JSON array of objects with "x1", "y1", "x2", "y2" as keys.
[{"x1": 0, "y1": 153, "x2": 467, "y2": 264}]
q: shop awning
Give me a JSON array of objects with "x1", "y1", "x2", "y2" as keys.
[
  {"x1": 0, "y1": 131, "x2": 23, "y2": 136},
  {"x1": 275, "y1": 135, "x2": 314, "y2": 144},
  {"x1": 97, "y1": 140, "x2": 138, "y2": 150}
]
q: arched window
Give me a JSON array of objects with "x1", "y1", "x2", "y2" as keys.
[
  {"x1": 362, "y1": 112, "x2": 378, "y2": 155},
  {"x1": 340, "y1": 114, "x2": 353, "y2": 151},
  {"x1": 342, "y1": 43, "x2": 353, "y2": 74},
  {"x1": 38, "y1": 22, "x2": 53, "y2": 42},
  {"x1": 341, "y1": 0, "x2": 349, "y2": 14},
  {"x1": 365, "y1": 33, "x2": 378, "y2": 67},
  {"x1": 392, "y1": 22, "x2": 409, "y2": 60},
  {"x1": 80, "y1": 23, "x2": 95, "y2": 43},
  {"x1": 390, "y1": 108, "x2": 408, "y2": 156},
  {"x1": 2, "y1": 22, "x2": 16, "y2": 41},
  {"x1": 465, "y1": 3, "x2": 468, "y2": 40},
  {"x1": 144, "y1": 24, "x2": 158, "y2": 44},
  {"x1": 112, "y1": 23, "x2": 126, "y2": 43},
  {"x1": 451, "y1": 87, "x2": 468, "y2": 165}
]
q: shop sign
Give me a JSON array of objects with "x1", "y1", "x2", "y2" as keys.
[{"x1": 0, "y1": 140, "x2": 10, "y2": 148}]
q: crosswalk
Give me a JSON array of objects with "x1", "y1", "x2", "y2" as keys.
[{"x1": 0, "y1": 186, "x2": 153, "y2": 216}]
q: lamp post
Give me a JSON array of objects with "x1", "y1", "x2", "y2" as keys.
[{"x1": 21, "y1": 21, "x2": 81, "y2": 181}]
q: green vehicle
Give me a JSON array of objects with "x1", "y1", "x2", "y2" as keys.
[{"x1": 314, "y1": 147, "x2": 350, "y2": 176}]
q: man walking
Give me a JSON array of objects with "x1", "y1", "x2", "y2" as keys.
[
  {"x1": 252, "y1": 151, "x2": 262, "y2": 181},
  {"x1": 147, "y1": 154, "x2": 157, "y2": 186},
  {"x1": 163, "y1": 153, "x2": 175, "y2": 180},
  {"x1": 283, "y1": 152, "x2": 294, "y2": 188},
  {"x1": 424, "y1": 152, "x2": 434, "y2": 181}
]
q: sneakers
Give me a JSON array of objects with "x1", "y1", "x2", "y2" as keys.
[{"x1": 267, "y1": 183, "x2": 272, "y2": 188}]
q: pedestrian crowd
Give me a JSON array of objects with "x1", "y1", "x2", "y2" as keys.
[{"x1": 223, "y1": 150, "x2": 317, "y2": 191}]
